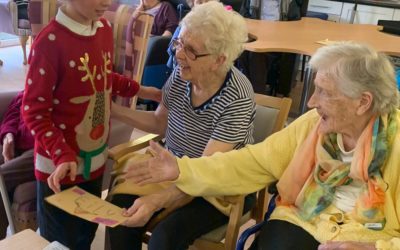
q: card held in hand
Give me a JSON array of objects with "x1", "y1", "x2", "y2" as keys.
[{"x1": 45, "y1": 186, "x2": 127, "y2": 227}]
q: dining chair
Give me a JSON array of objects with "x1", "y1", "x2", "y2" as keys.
[
  {"x1": 106, "y1": 94, "x2": 292, "y2": 250},
  {"x1": 8, "y1": 0, "x2": 32, "y2": 65}
]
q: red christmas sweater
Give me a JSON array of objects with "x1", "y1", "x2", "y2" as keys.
[{"x1": 22, "y1": 18, "x2": 139, "y2": 184}]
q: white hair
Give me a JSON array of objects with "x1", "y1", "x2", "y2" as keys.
[
  {"x1": 309, "y1": 42, "x2": 399, "y2": 114},
  {"x1": 180, "y1": 1, "x2": 248, "y2": 71}
]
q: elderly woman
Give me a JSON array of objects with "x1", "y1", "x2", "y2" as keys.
[
  {"x1": 109, "y1": 2, "x2": 255, "y2": 250},
  {"x1": 135, "y1": 0, "x2": 178, "y2": 36},
  {"x1": 125, "y1": 42, "x2": 400, "y2": 250}
]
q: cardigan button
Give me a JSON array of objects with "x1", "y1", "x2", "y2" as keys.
[{"x1": 330, "y1": 226, "x2": 338, "y2": 233}]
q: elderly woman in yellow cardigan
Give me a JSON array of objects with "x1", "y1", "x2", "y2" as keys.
[{"x1": 124, "y1": 42, "x2": 400, "y2": 250}]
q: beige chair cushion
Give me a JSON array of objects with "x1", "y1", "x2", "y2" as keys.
[{"x1": 253, "y1": 105, "x2": 279, "y2": 144}]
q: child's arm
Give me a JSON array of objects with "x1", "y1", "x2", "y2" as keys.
[
  {"x1": 22, "y1": 53, "x2": 77, "y2": 168},
  {"x1": 48, "y1": 161, "x2": 77, "y2": 193},
  {"x1": 137, "y1": 86, "x2": 162, "y2": 103},
  {"x1": 111, "y1": 72, "x2": 162, "y2": 102}
]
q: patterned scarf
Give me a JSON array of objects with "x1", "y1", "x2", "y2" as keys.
[{"x1": 277, "y1": 113, "x2": 397, "y2": 226}]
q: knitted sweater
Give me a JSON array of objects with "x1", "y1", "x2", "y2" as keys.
[
  {"x1": 175, "y1": 109, "x2": 400, "y2": 249},
  {"x1": 22, "y1": 18, "x2": 140, "y2": 184},
  {"x1": 0, "y1": 91, "x2": 34, "y2": 151}
]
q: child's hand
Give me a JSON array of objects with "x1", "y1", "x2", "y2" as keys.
[
  {"x1": 48, "y1": 161, "x2": 77, "y2": 193},
  {"x1": 137, "y1": 86, "x2": 162, "y2": 103}
]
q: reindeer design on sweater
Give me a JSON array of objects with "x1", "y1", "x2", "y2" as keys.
[{"x1": 69, "y1": 52, "x2": 112, "y2": 179}]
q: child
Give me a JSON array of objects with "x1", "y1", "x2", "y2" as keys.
[{"x1": 21, "y1": 0, "x2": 161, "y2": 248}]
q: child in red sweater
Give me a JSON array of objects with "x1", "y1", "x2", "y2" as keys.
[{"x1": 21, "y1": 0, "x2": 160, "y2": 248}]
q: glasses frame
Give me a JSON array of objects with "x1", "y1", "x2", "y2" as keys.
[{"x1": 172, "y1": 38, "x2": 211, "y2": 61}]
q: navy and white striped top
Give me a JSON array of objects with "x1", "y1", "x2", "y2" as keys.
[{"x1": 162, "y1": 66, "x2": 255, "y2": 158}]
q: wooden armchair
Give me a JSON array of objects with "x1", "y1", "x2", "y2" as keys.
[{"x1": 107, "y1": 94, "x2": 292, "y2": 250}]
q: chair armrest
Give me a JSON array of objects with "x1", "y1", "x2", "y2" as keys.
[
  {"x1": 225, "y1": 194, "x2": 245, "y2": 250},
  {"x1": 108, "y1": 133, "x2": 163, "y2": 161}
]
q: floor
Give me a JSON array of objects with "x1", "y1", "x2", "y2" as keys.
[{"x1": 0, "y1": 44, "x2": 305, "y2": 249}]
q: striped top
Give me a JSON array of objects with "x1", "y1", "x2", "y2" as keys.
[{"x1": 163, "y1": 66, "x2": 255, "y2": 158}]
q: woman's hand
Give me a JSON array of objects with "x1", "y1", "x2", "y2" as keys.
[
  {"x1": 137, "y1": 86, "x2": 162, "y2": 103},
  {"x1": 124, "y1": 141, "x2": 179, "y2": 185},
  {"x1": 2, "y1": 133, "x2": 15, "y2": 162},
  {"x1": 122, "y1": 194, "x2": 161, "y2": 227},
  {"x1": 47, "y1": 161, "x2": 77, "y2": 193},
  {"x1": 318, "y1": 241, "x2": 376, "y2": 250}
]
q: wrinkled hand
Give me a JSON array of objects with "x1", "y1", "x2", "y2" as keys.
[
  {"x1": 47, "y1": 161, "x2": 77, "y2": 193},
  {"x1": 124, "y1": 141, "x2": 179, "y2": 185},
  {"x1": 137, "y1": 86, "x2": 162, "y2": 103},
  {"x1": 2, "y1": 133, "x2": 15, "y2": 162},
  {"x1": 121, "y1": 195, "x2": 161, "y2": 227},
  {"x1": 318, "y1": 241, "x2": 376, "y2": 250}
]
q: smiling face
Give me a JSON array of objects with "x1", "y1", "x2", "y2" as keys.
[
  {"x1": 307, "y1": 72, "x2": 363, "y2": 135},
  {"x1": 175, "y1": 29, "x2": 218, "y2": 83},
  {"x1": 66, "y1": 0, "x2": 111, "y2": 25}
]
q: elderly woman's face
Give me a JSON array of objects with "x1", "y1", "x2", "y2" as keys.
[
  {"x1": 175, "y1": 29, "x2": 216, "y2": 82},
  {"x1": 307, "y1": 72, "x2": 361, "y2": 134}
]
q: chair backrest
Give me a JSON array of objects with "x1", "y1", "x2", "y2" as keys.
[
  {"x1": 194, "y1": 94, "x2": 292, "y2": 250},
  {"x1": 103, "y1": 3, "x2": 154, "y2": 84},
  {"x1": 141, "y1": 35, "x2": 171, "y2": 91},
  {"x1": 253, "y1": 94, "x2": 292, "y2": 144},
  {"x1": 28, "y1": 0, "x2": 59, "y2": 39},
  {"x1": 250, "y1": 94, "x2": 292, "y2": 222}
]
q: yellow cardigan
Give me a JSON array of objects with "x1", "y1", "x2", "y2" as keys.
[{"x1": 175, "y1": 109, "x2": 400, "y2": 249}]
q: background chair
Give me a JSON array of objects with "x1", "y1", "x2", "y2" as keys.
[
  {"x1": 190, "y1": 94, "x2": 291, "y2": 250},
  {"x1": 101, "y1": 3, "x2": 155, "y2": 188},
  {"x1": 139, "y1": 35, "x2": 171, "y2": 110},
  {"x1": 106, "y1": 94, "x2": 292, "y2": 250},
  {"x1": 0, "y1": 91, "x2": 37, "y2": 239},
  {"x1": 8, "y1": 0, "x2": 32, "y2": 65}
]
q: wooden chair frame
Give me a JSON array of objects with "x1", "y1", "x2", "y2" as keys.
[{"x1": 107, "y1": 94, "x2": 292, "y2": 250}]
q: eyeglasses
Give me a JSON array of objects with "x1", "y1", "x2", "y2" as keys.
[{"x1": 171, "y1": 38, "x2": 211, "y2": 61}]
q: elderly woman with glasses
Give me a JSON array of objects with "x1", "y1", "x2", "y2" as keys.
[{"x1": 108, "y1": 2, "x2": 255, "y2": 250}]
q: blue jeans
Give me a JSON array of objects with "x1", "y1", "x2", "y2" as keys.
[
  {"x1": 108, "y1": 194, "x2": 255, "y2": 250},
  {"x1": 37, "y1": 176, "x2": 102, "y2": 250}
]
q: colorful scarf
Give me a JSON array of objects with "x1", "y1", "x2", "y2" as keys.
[{"x1": 277, "y1": 113, "x2": 397, "y2": 226}]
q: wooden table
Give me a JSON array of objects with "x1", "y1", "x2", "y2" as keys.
[
  {"x1": 245, "y1": 17, "x2": 400, "y2": 113},
  {"x1": 0, "y1": 229, "x2": 49, "y2": 249}
]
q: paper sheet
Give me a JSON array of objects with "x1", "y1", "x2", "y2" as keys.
[{"x1": 45, "y1": 186, "x2": 127, "y2": 227}]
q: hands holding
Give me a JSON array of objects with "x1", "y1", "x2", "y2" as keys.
[
  {"x1": 137, "y1": 86, "x2": 162, "y2": 103},
  {"x1": 318, "y1": 241, "x2": 376, "y2": 250},
  {"x1": 47, "y1": 161, "x2": 77, "y2": 193},
  {"x1": 124, "y1": 141, "x2": 180, "y2": 185},
  {"x1": 122, "y1": 194, "x2": 161, "y2": 227},
  {"x1": 2, "y1": 133, "x2": 15, "y2": 162}
]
